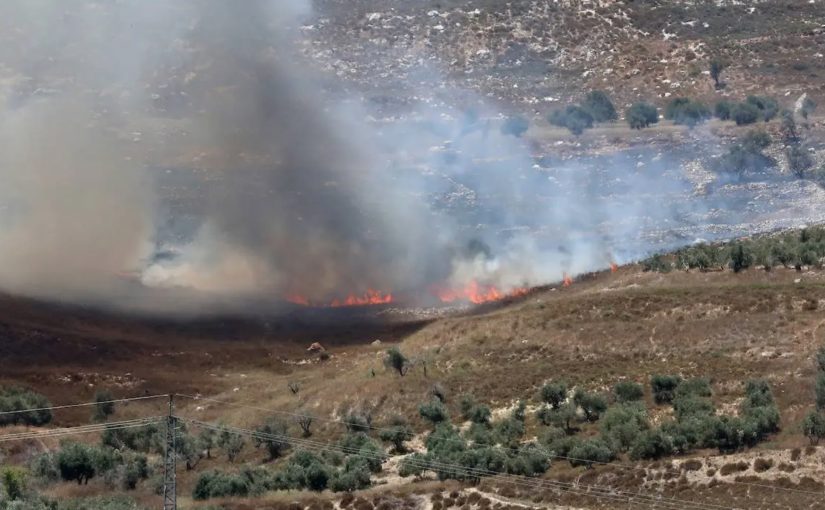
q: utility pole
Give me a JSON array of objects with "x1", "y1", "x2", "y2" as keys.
[{"x1": 162, "y1": 394, "x2": 176, "y2": 510}]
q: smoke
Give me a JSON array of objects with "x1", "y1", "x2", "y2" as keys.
[{"x1": 1, "y1": 1, "x2": 820, "y2": 313}]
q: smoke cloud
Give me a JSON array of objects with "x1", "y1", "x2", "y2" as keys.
[{"x1": 0, "y1": 1, "x2": 821, "y2": 314}]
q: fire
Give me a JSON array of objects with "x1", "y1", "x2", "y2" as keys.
[
  {"x1": 286, "y1": 289, "x2": 393, "y2": 307},
  {"x1": 434, "y1": 281, "x2": 528, "y2": 304},
  {"x1": 610, "y1": 262, "x2": 618, "y2": 273},
  {"x1": 562, "y1": 273, "x2": 573, "y2": 287}
]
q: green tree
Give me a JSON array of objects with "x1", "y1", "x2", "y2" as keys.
[
  {"x1": 629, "y1": 428, "x2": 675, "y2": 460},
  {"x1": 709, "y1": 58, "x2": 726, "y2": 88},
  {"x1": 729, "y1": 243, "x2": 753, "y2": 273},
  {"x1": 419, "y1": 399, "x2": 449, "y2": 426},
  {"x1": 601, "y1": 402, "x2": 649, "y2": 452},
  {"x1": 1, "y1": 467, "x2": 26, "y2": 500},
  {"x1": 732, "y1": 102, "x2": 760, "y2": 125},
  {"x1": 613, "y1": 381, "x2": 644, "y2": 403},
  {"x1": 582, "y1": 90, "x2": 618, "y2": 122},
  {"x1": 549, "y1": 105, "x2": 594, "y2": 135},
  {"x1": 539, "y1": 382, "x2": 568, "y2": 409},
  {"x1": 57, "y1": 443, "x2": 98, "y2": 485},
  {"x1": 93, "y1": 389, "x2": 116, "y2": 422},
  {"x1": 0, "y1": 387, "x2": 53, "y2": 426},
  {"x1": 217, "y1": 429, "x2": 245, "y2": 462},
  {"x1": 254, "y1": 418, "x2": 290, "y2": 460},
  {"x1": 780, "y1": 109, "x2": 800, "y2": 145},
  {"x1": 627, "y1": 102, "x2": 659, "y2": 129},
  {"x1": 788, "y1": 145, "x2": 814, "y2": 179},
  {"x1": 573, "y1": 390, "x2": 607, "y2": 422},
  {"x1": 714, "y1": 100, "x2": 734, "y2": 121},
  {"x1": 379, "y1": 416, "x2": 413, "y2": 453},
  {"x1": 802, "y1": 410, "x2": 825, "y2": 445},
  {"x1": 816, "y1": 373, "x2": 825, "y2": 411},
  {"x1": 651, "y1": 375, "x2": 682, "y2": 404},
  {"x1": 746, "y1": 95, "x2": 779, "y2": 122},
  {"x1": 665, "y1": 98, "x2": 710, "y2": 127},
  {"x1": 384, "y1": 347, "x2": 410, "y2": 376},
  {"x1": 568, "y1": 438, "x2": 615, "y2": 468}
]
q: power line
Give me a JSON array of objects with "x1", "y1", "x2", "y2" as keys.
[
  {"x1": 175, "y1": 393, "x2": 825, "y2": 498},
  {"x1": 0, "y1": 417, "x2": 163, "y2": 443},
  {"x1": 184, "y1": 418, "x2": 744, "y2": 510},
  {"x1": 0, "y1": 393, "x2": 168, "y2": 418}
]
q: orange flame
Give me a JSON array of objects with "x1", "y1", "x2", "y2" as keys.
[
  {"x1": 562, "y1": 273, "x2": 573, "y2": 287},
  {"x1": 434, "y1": 281, "x2": 528, "y2": 304},
  {"x1": 610, "y1": 262, "x2": 618, "y2": 273},
  {"x1": 286, "y1": 289, "x2": 393, "y2": 307}
]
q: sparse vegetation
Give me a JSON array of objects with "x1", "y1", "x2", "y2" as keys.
[{"x1": 500, "y1": 116, "x2": 529, "y2": 137}]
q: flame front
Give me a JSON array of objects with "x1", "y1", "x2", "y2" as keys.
[
  {"x1": 562, "y1": 273, "x2": 573, "y2": 287},
  {"x1": 434, "y1": 281, "x2": 528, "y2": 304},
  {"x1": 286, "y1": 289, "x2": 393, "y2": 307}
]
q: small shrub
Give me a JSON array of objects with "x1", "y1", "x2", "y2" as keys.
[
  {"x1": 378, "y1": 417, "x2": 413, "y2": 453},
  {"x1": 384, "y1": 347, "x2": 409, "y2": 376},
  {"x1": 629, "y1": 429, "x2": 675, "y2": 460},
  {"x1": 651, "y1": 375, "x2": 682, "y2": 404},
  {"x1": 745, "y1": 95, "x2": 779, "y2": 122},
  {"x1": 573, "y1": 390, "x2": 608, "y2": 422},
  {"x1": 753, "y1": 458, "x2": 774, "y2": 472},
  {"x1": 419, "y1": 399, "x2": 449, "y2": 426},
  {"x1": 731, "y1": 102, "x2": 760, "y2": 125},
  {"x1": 549, "y1": 105, "x2": 594, "y2": 135},
  {"x1": 93, "y1": 389, "x2": 116, "y2": 422},
  {"x1": 613, "y1": 381, "x2": 644, "y2": 403},
  {"x1": 664, "y1": 98, "x2": 710, "y2": 127},
  {"x1": 626, "y1": 102, "x2": 659, "y2": 129},
  {"x1": 568, "y1": 438, "x2": 616, "y2": 468},
  {"x1": 539, "y1": 382, "x2": 568, "y2": 409},
  {"x1": 802, "y1": 410, "x2": 825, "y2": 445},
  {"x1": 715, "y1": 100, "x2": 734, "y2": 120},
  {"x1": 254, "y1": 418, "x2": 290, "y2": 460}
]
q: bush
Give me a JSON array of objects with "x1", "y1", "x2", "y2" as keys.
[
  {"x1": 601, "y1": 402, "x2": 649, "y2": 452},
  {"x1": 743, "y1": 379, "x2": 775, "y2": 409},
  {"x1": 746, "y1": 95, "x2": 779, "y2": 121},
  {"x1": 102, "y1": 423, "x2": 161, "y2": 453},
  {"x1": 626, "y1": 102, "x2": 659, "y2": 129},
  {"x1": 582, "y1": 90, "x2": 617, "y2": 122},
  {"x1": 731, "y1": 102, "x2": 761, "y2": 125},
  {"x1": 651, "y1": 375, "x2": 682, "y2": 404},
  {"x1": 539, "y1": 382, "x2": 568, "y2": 409},
  {"x1": 710, "y1": 416, "x2": 750, "y2": 453},
  {"x1": 802, "y1": 410, "x2": 825, "y2": 445},
  {"x1": 500, "y1": 116, "x2": 529, "y2": 137},
  {"x1": 788, "y1": 145, "x2": 814, "y2": 179},
  {"x1": 378, "y1": 417, "x2": 413, "y2": 453},
  {"x1": 710, "y1": 58, "x2": 726, "y2": 87},
  {"x1": 568, "y1": 438, "x2": 615, "y2": 468},
  {"x1": 613, "y1": 381, "x2": 644, "y2": 403},
  {"x1": 664, "y1": 98, "x2": 710, "y2": 127},
  {"x1": 384, "y1": 347, "x2": 409, "y2": 376},
  {"x1": 419, "y1": 399, "x2": 449, "y2": 426},
  {"x1": 715, "y1": 100, "x2": 734, "y2": 121},
  {"x1": 0, "y1": 387, "x2": 52, "y2": 426},
  {"x1": 549, "y1": 105, "x2": 594, "y2": 135},
  {"x1": 1, "y1": 467, "x2": 26, "y2": 501},
  {"x1": 493, "y1": 417, "x2": 525, "y2": 448},
  {"x1": 629, "y1": 428, "x2": 675, "y2": 460},
  {"x1": 573, "y1": 390, "x2": 607, "y2": 422},
  {"x1": 254, "y1": 418, "x2": 290, "y2": 460},
  {"x1": 717, "y1": 130, "x2": 775, "y2": 176},
  {"x1": 729, "y1": 243, "x2": 753, "y2": 273},
  {"x1": 57, "y1": 442, "x2": 116, "y2": 485},
  {"x1": 641, "y1": 253, "x2": 672, "y2": 272},
  {"x1": 93, "y1": 389, "x2": 116, "y2": 422},
  {"x1": 193, "y1": 470, "x2": 252, "y2": 500},
  {"x1": 816, "y1": 373, "x2": 825, "y2": 411},
  {"x1": 29, "y1": 452, "x2": 60, "y2": 483},
  {"x1": 217, "y1": 429, "x2": 245, "y2": 462}
]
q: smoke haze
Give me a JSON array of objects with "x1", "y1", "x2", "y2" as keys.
[{"x1": 0, "y1": 1, "x2": 822, "y2": 314}]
